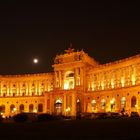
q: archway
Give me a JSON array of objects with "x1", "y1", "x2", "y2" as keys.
[
  {"x1": 131, "y1": 96, "x2": 137, "y2": 108},
  {"x1": 0, "y1": 105, "x2": 5, "y2": 113},
  {"x1": 54, "y1": 99, "x2": 62, "y2": 115},
  {"x1": 121, "y1": 97, "x2": 126, "y2": 112},
  {"x1": 101, "y1": 99, "x2": 106, "y2": 111},
  {"x1": 91, "y1": 99, "x2": 96, "y2": 112},
  {"x1": 110, "y1": 98, "x2": 115, "y2": 112},
  {"x1": 64, "y1": 71, "x2": 75, "y2": 90},
  {"x1": 76, "y1": 99, "x2": 81, "y2": 115},
  {"x1": 10, "y1": 104, "x2": 16, "y2": 113},
  {"x1": 38, "y1": 104, "x2": 43, "y2": 113},
  {"x1": 29, "y1": 104, "x2": 34, "y2": 112},
  {"x1": 19, "y1": 104, "x2": 24, "y2": 113}
]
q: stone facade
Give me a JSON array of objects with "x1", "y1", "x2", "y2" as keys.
[{"x1": 0, "y1": 48, "x2": 140, "y2": 117}]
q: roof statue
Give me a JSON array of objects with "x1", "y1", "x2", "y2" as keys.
[{"x1": 64, "y1": 43, "x2": 75, "y2": 54}]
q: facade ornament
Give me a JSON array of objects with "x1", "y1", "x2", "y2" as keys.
[{"x1": 65, "y1": 43, "x2": 75, "y2": 54}]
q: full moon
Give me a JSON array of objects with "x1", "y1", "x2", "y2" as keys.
[{"x1": 33, "y1": 58, "x2": 38, "y2": 64}]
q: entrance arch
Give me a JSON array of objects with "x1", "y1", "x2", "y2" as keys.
[
  {"x1": 54, "y1": 98, "x2": 62, "y2": 115},
  {"x1": 19, "y1": 104, "x2": 24, "y2": 113},
  {"x1": 131, "y1": 96, "x2": 137, "y2": 108},
  {"x1": 110, "y1": 98, "x2": 116, "y2": 112},
  {"x1": 76, "y1": 99, "x2": 81, "y2": 115},
  {"x1": 10, "y1": 104, "x2": 16, "y2": 113},
  {"x1": 64, "y1": 71, "x2": 75, "y2": 90},
  {"x1": 38, "y1": 104, "x2": 43, "y2": 113},
  {"x1": 29, "y1": 104, "x2": 34, "y2": 112},
  {"x1": 121, "y1": 97, "x2": 126, "y2": 111},
  {"x1": 101, "y1": 99, "x2": 106, "y2": 111},
  {"x1": 0, "y1": 105, "x2": 5, "y2": 113},
  {"x1": 91, "y1": 99, "x2": 96, "y2": 112}
]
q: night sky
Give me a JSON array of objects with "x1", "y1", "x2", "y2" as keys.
[{"x1": 0, "y1": 1, "x2": 140, "y2": 75}]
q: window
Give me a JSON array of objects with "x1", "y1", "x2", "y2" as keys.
[
  {"x1": 19, "y1": 104, "x2": 24, "y2": 113},
  {"x1": 131, "y1": 96, "x2": 136, "y2": 108},
  {"x1": 3, "y1": 85, "x2": 6, "y2": 87},
  {"x1": 29, "y1": 104, "x2": 34, "y2": 112},
  {"x1": 0, "y1": 105, "x2": 5, "y2": 113},
  {"x1": 38, "y1": 104, "x2": 43, "y2": 112},
  {"x1": 47, "y1": 99, "x2": 50, "y2": 110}
]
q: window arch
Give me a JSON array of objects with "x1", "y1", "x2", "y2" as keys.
[
  {"x1": 10, "y1": 104, "x2": 15, "y2": 113},
  {"x1": 101, "y1": 99, "x2": 106, "y2": 109},
  {"x1": 64, "y1": 71, "x2": 75, "y2": 90},
  {"x1": 19, "y1": 104, "x2": 24, "y2": 112},
  {"x1": 131, "y1": 96, "x2": 137, "y2": 108},
  {"x1": 38, "y1": 104, "x2": 43, "y2": 113},
  {"x1": 0, "y1": 105, "x2": 5, "y2": 113},
  {"x1": 29, "y1": 104, "x2": 34, "y2": 112}
]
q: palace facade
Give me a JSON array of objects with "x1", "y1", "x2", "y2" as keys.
[{"x1": 0, "y1": 48, "x2": 140, "y2": 117}]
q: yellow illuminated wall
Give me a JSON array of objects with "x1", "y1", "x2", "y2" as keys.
[{"x1": 0, "y1": 49, "x2": 140, "y2": 117}]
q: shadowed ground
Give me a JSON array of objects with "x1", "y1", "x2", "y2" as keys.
[{"x1": 0, "y1": 118, "x2": 140, "y2": 140}]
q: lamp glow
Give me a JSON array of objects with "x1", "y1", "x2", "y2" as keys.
[{"x1": 33, "y1": 58, "x2": 38, "y2": 64}]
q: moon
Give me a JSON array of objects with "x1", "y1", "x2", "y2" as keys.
[{"x1": 33, "y1": 58, "x2": 38, "y2": 64}]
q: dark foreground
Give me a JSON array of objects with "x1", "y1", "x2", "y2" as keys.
[{"x1": 0, "y1": 118, "x2": 140, "y2": 140}]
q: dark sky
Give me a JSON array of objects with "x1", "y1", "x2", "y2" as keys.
[{"x1": 0, "y1": 1, "x2": 140, "y2": 75}]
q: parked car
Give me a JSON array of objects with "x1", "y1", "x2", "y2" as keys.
[
  {"x1": 106, "y1": 112, "x2": 122, "y2": 119},
  {"x1": 130, "y1": 112, "x2": 140, "y2": 118},
  {"x1": 37, "y1": 113, "x2": 55, "y2": 122},
  {"x1": 0, "y1": 115, "x2": 3, "y2": 122},
  {"x1": 13, "y1": 112, "x2": 38, "y2": 122}
]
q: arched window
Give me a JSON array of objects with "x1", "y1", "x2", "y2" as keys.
[
  {"x1": 38, "y1": 104, "x2": 43, "y2": 113},
  {"x1": 0, "y1": 105, "x2": 5, "y2": 113},
  {"x1": 101, "y1": 99, "x2": 106, "y2": 109},
  {"x1": 68, "y1": 73, "x2": 74, "y2": 77},
  {"x1": 29, "y1": 104, "x2": 34, "y2": 112},
  {"x1": 54, "y1": 99, "x2": 62, "y2": 115},
  {"x1": 131, "y1": 96, "x2": 137, "y2": 108},
  {"x1": 10, "y1": 104, "x2": 15, "y2": 113},
  {"x1": 19, "y1": 104, "x2": 24, "y2": 112},
  {"x1": 47, "y1": 99, "x2": 50, "y2": 110},
  {"x1": 110, "y1": 98, "x2": 116, "y2": 111},
  {"x1": 64, "y1": 71, "x2": 75, "y2": 90},
  {"x1": 76, "y1": 99, "x2": 81, "y2": 114},
  {"x1": 121, "y1": 97, "x2": 126, "y2": 108},
  {"x1": 91, "y1": 99, "x2": 96, "y2": 112},
  {"x1": 3, "y1": 93, "x2": 6, "y2": 97}
]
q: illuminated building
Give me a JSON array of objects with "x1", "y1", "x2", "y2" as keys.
[{"x1": 0, "y1": 48, "x2": 140, "y2": 117}]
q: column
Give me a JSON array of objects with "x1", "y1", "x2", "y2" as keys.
[
  {"x1": 63, "y1": 94, "x2": 67, "y2": 116},
  {"x1": 76, "y1": 68, "x2": 79, "y2": 86},
  {"x1": 19, "y1": 82, "x2": 22, "y2": 96},
  {"x1": 54, "y1": 71, "x2": 58, "y2": 88},
  {"x1": 80, "y1": 67, "x2": 83, "y2": 86},
  {"x1": 44, "y1": 94, "x2": 48, "y2": 113},
  {"x1": 25, "y1": 81, "x2": 29, "y2": 96},
  {"x1": 71, "y1": 93, "x2": 76, "y2": 116},
  {"x1": 135, "y1": 64, "x2": 139, "y2": 85},
  {"x1": 7, "y1": 82, "x2": 10, "y2": 96},
  {"x1": 28, "y1": 81, "x2": 31, "y2": 96},
  {"x1": 16, "y1": 82, "x2": 19, "y2": 96},
  {"x1": 17, "y1": 82, "x2": 20, "y2": 96},
  {"x1": 132, "y1": 65, "x2": 136, "y2": 85},
  {"x1": 38, "y1": 81, "x2": 41, "y2": 95},
  {"x1": 61, "y1": 71, "x2": 64, "y2": 89},
  {"x1": 59, "y1": 71, "x2": 62, "y2": 88},
  {"x1": 129, "y1": 66, "x2": 133, "y2": 85},
  {"x1": 74, "y1": 68, "x2": 76, "y2": 87},
  {"x1": 10, "y1": 82, "x2": 12, "y2": 96},
  {"x1": 35, "y1": 81, "x2": 38, "y2": 95},
  {"x1": 44, "y1": 80, "x2": 47, "y2": 92},
  {"x1": 0, "y1": 82, "x2": 1, "y2": 96},
  {"x1": 50, "y1": 94, "x2": 53, "y2": 114}
]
